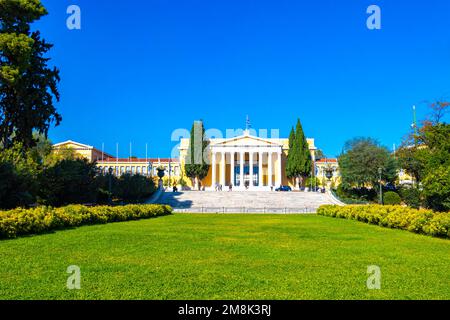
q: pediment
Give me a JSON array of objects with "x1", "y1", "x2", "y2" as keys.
[
  {"x1": 213, "y1": 134, "x2": 281, "y2": 147},
  {"x1": 53, "y1": 140, "x2": 93, "y2": 150}
]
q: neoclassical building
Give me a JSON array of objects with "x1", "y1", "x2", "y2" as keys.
[
  {"x1": 179, "y1": 130, "x2": 321, "y2": 190},
  {"x1": 53, "y1": 140, "x2": 180, "y2": 178},
  {"x1": 53, "y1": 136, "x2": 340, "y2": 191}
]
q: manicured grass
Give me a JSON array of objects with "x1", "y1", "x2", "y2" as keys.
[{"x1": 0, "y1": 214, "x2": 448, "y2": 300}]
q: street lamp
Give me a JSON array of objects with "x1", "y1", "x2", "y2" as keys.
[
  {"x1": 378, "y1": 167, "x2": 383, "y2": 205},
  {"x1": 108, "y1": 167, "x2": 114, "y2": 205}
]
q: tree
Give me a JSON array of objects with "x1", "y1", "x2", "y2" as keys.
[
  {"x1": 184, "y1": 121, "x2": 210, "y2": 190},
  {"x1": 287, "y1": 119, "x2": 312, "y2": 187},
  {"x1": 315, "y1": 149, "x2": 325, "y2": 160},
  {"x1": 339, "y1": 138, "x2": 398, "y2": 189},
  {"x1": 0, "y1": 0, "x2": 61, "y2": 149},
  {"x1": 428, "y1": 100, "x2": 449, "y2": 125},
  {"x1": 286, "y1": 127, "x2": 296, "y2": 181},
  {"x1": 115, "y1": 173, "x2": 156, "y2": 203},
  {"x1": 38, "y1": 159, "x2": 98, "y2": 206},
  {"x1": 420, "y1": 123, "x2": 450, "y2": 211}
]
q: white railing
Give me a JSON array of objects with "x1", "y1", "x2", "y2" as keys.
[{"x1": 172, "y1": 207, "x2": 318, "y2": 214}]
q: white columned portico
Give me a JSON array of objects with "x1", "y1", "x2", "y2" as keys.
[
  {"x1": 249, "y1": 151, "x2": 254, "y2": 187},
  {"x1": 230, "y1": 152, "x2": 235, "y2": 187},
  {"x1": 268, "y1": 152, "x2": 273, "y2": 188},
  {"x1": 259, "y1": 152, "x2": 263, "y2": 187},
  {"x1": 220, "y1": 151, "x2": 226, "y2": 187},
  {"x1": 212, "y1": 151, "x2": 216, "y2": 187},
  {"x1": 276, "y1": 151, "x2": 282, "y2": 187},
  {"x1": 240, "y1": 151, "x2": 245, "y2": 188}
]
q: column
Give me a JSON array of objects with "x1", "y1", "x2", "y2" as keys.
[
  {"x1": 240, "y1": 151, "x2": 245, "y2": 188},
  {"x1": 276, "y1": 151, "x2": 282, "y2": 186},
  {"x1": 211, "y1": 151, "x2": 216, "y2": 188},
  {"x1": 268, "y1": 152, "x2": 273, "y2": 188},
  {"x1": 249, "y1": 151, "x2": 254, "y2": 187},
  {"x1": 220, "y1": 151, "x2": 226, "y2": 187},
  {"x1": 258, "y1": 152, "x2": 263, "y2": 187},
  {"x1": 230, "y1": 152, "x2": 235, "y2": 187}
]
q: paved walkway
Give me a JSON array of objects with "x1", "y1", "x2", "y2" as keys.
[{"x1": 157, "y1": 191, "x2": 339, "y2": 213}]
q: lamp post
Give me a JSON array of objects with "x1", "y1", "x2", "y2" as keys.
[
  {"x1": 324, "y1": 163, "x2": 334, "y2": 191},
  {"x1": 378, "y1": 167, "x2": 383, "y2": 205},
  {"x1": 108, "y1": 167, "x2": 114, "y2": 205}
]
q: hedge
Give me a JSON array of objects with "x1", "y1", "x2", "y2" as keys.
[
  {"x1": 317, "y1": 205, "x2": 450, "y2": 239},
  {"x1": 0, "y1": 204, "x2": 173, "y2": 239}
]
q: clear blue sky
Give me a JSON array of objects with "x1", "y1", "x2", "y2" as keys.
[{"x1": 36, "y1": 0, "x2": 450, "y2": 158}]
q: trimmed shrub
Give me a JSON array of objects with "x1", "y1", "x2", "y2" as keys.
[
  {"x1": 317, "y1": 205, "x2": 449, "y2": 239},
  {"x1": 383, "y1": 192, "x2": 401, "y2": 205},
  {"x1": 0, "y1": 204, "x2": 172, "y2": 239}
]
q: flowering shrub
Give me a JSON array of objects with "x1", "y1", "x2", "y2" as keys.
[
  {"x1": 317, "y1": 205, "x2": 449, "y2": 239},
  {"x1": 0, "y1": 204, "x2": 172, "y2": 239}
]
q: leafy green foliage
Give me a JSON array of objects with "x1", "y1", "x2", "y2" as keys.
[
  {"x1": 318, "y1": 205, "x2": 450, "y2": 239},
  {"x1": 339, "y1": 137, "x2": 398, "y2": 189},
  {"x1": 335, "y1": 185, "x2": 375, "y2": 203},
  {"x1": 383, "y1": 191, "x2": 401, "y2": 205},
  {"x1": 398, "y1": 186, "x2": 423, "y2": 209},
  {"x1": 0, "y1": 0, "x2": 61, "y2": 149},
  {"x1": 0, "y1": 204, "x2": 172, "y2": 239},
  {"x1": 37, "y1": 159, "x2": 98, "y2": 206},
  {"x1": 422, "y1": 165, "x2": 450, "y2": 212},
  {"x1": 115, "y1": 174, "x2": 156, "y2": 203}
]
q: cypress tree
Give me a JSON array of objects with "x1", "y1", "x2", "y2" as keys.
[
  {"x1": 184, "y1": 121, "x2": 210, "y2": 190},
  {"x1": 286, "y1": 127, "x2": 296, "y2": 181},
  {"x1": 288, "y1": 119, "x2": 312, "y2": 187}
]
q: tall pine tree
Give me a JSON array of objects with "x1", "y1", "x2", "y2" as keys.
[{"x1": 0, "y1": 0, "x2": 61, "y2": 149}]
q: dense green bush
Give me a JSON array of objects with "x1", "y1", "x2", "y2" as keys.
[
  {"x1": 383, "y1": 192, "x2": 401, "y2": 205},
  {"x1": 116, "y1": 174, "x2": 156, "y2": 202},
  {"x1": 335, "y1": 185, "x2": 375, "y2": 203},
  {"x1": 317, "y1": 205, "x2": 450, "y2": 239},
  {"x1": 37, "y1": 159, "x2": 98, "y2": 206},
  {"x1": 97, "y1": 173, "x2": 156, "y2": 204},
  {"x1": 0, "y1": 162, "x2": 35, "y2": 209},
  {"x1": 0, "y1": 204, "x2": 172, "y2": 239},
  {"x1": 399, "y1": 186, "x2": 423, "y2": 209}
]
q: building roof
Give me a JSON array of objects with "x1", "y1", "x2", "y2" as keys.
[
  {"x1": 98, "y1": 158, "x2": 179, "y2": 164},
  {"x1": 53, "y1": 140, "x2": 94, "y2": 149},
  {"x1": 316, "y1": 158, "x2": 338, "y2": 163}
]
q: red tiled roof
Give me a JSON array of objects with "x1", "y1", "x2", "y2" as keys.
[
  {"x1": 316, "y1": 158, "x2": 338, "y2": 163},
  {"x1": 97, "y1": 158, "x2": 178, "y2": 163}
]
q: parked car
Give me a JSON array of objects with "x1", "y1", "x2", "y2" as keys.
[{"x1": 275, "y1": 186, "x2": 292, "y2": 192}]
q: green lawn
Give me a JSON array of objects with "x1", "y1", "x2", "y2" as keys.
[{"x1": 0, "y1": 214, "x2": 448, "y2": 300}]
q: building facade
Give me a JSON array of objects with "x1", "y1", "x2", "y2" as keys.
[
  {"x1": 53, "y1": 140, "x2": 180, "y2": 179},
  {"x1": 54, "y1": 136, "x2": 340, "y2": 191},
  {"x1": 179, "y1": 130, "x2": 338, "y2": 191}
]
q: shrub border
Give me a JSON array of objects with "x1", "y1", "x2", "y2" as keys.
[
  {"x1": 0, "y1": 204, "x2": 173, "y2": 239},
  {"x1": 317, "y1": 205, "x2": 450, "y2": 239}
]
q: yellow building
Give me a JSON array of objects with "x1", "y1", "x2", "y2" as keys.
[
  {"x1": 315, "y1": 158, "x2": 341, "y2": 187},
  {"x1": 54, "y1": 136, "x2": 341, "y2": 191},
  {"x1": 53, "y1": 140, "x2": 181, "y2": 178},
  {"x1": 179, "y1": 130, "x2": 322, "y2": 190}
]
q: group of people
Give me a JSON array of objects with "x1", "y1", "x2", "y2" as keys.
[{"x1": 214, "y1": 183, "x2": 230, "y2": 191}]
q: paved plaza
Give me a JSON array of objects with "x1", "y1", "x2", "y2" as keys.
[{"x1": 157, "y1": 190, "x2": 341, "y2": 213}]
